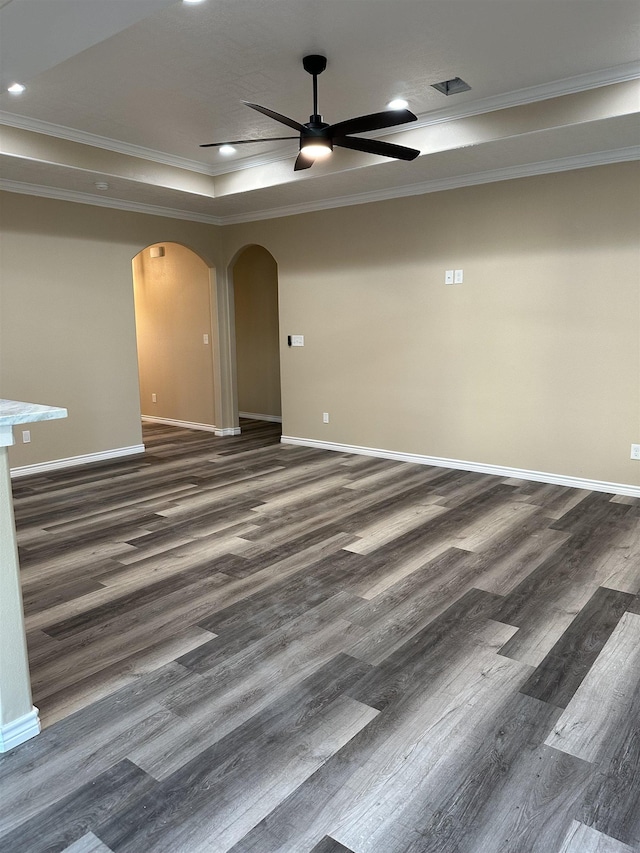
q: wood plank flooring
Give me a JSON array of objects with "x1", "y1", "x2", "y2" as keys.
[{"x1": 1, "y1": 420, "x2": 639, "y2": 853}]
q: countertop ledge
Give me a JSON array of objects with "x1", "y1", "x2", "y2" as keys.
[{"x1": 0, "y1": 399, "x2": 68, "y2": 426}]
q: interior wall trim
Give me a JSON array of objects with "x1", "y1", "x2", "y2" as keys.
[
  {"x1": 281, "y1": 436, "x2": 640, "y2": 499},
  {"x1": 0, "y1": 180, "x2": 223, "y2": 225},
  {"x1": 1, "y1": 148, "x2": 637, "y2": 227},
  {"x1": 0, "y1": 706, "x2": 40, "y2": 753},
  {"x1": 10, "y1": 444, "x2": 145, "y2": 478},
  {"x1": 239, "y1": 411, "x2": 283, "y2": 423},
  {"x1": 141, "y1": 415, "x2": 241, "y2": 437},
  {"x1": 141, "y1": 415, "x2": 217, "y2": 432},
  {"x1": 0, "y1": 110, "x2": 221, "y2": 176},
  {"x1": 221, "y1": 147, "x2": 640, "y2": 224},
  {"x1": 406, "y1": 60, "x2": 640, "y2": 131},
  {"x1": 1, "y1": 60, "x2": 637, "y2": 176}
]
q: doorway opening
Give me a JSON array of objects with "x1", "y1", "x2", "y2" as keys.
[
  {"x1": 132, "y1": 242, "x2": 216, "y2": 431},
  {"x1": 231, "y1": 245, "x2": 282, "y2": 425}
]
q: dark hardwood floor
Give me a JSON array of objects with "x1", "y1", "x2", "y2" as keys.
[{"x1": 1, "y1": 420, "x2": 639, "y2": 853}]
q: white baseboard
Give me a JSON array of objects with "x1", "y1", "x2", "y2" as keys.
[
  {"x1": 10, "y1": 445, "x2": 145, "y2": 478},
  {"x1": 239, "y1": 411, "x2": 283, "y2": 423},
  {"x1": 0, "y1": 706, "x2": 40, "y2": 752},
  {"x1": 281, "y1": 436, "x2": 640, "y2": 498},
  {"x1": 141, "y1": 415, "x2": 218, "y2": 433},
  {"x1": 141, "y1": 416, "x2": 241, "y2": 437}
]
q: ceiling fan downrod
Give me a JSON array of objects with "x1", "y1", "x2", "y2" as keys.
[{"x1": 303, "y1": 54, "x2": 327, "y2": 125}]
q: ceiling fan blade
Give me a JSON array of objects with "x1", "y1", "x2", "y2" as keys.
[
  {"x1": 294, "y1": 151, "x2": 314, "y2": 171},
  {"x1": 333, "y1": 136, "x2": 420, "y2": 161},
  {"x1": 243, "y1": 101, "x2": 306, "y2": 132},
  {"x1": 200, "y1": 137, "x2": 298, "y2": 147},
  {"x1": 328, "y1": 108, "x2": 417, "y2": 138}
]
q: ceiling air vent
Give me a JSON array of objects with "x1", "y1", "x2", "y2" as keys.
[{"x1": 431, "y1": 77, "x2": 471, "y2": 96}]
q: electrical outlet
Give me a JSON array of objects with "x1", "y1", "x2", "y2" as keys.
[
  {"x1": 323, "y1": 412, "x2": 329, "y2": 424},
  {"x1": 291, "y1": 335, "x2": 304, "y2": 347},
  {"x1": 631, "y1": 444, "x2": 640, "y2": 460},
  {"x1": 454, "y1": 269, "x2": 464, "y2": 283},
  {"x1": 203, "y1": 334, "x2": 209, "y2": 345},
  {"x1": 152, "y1": 393, "x2": 157, "y2": 403},
  {"x1": 22, "y1": 430, "x2": 31, "y2": 443}
]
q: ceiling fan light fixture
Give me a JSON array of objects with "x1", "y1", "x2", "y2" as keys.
[
  {"x1": 300, "y1": 139, "x2": 333, "y2": 159},
  {"x1": 7, "y1": 82, "x2": 26, "y2": 94}
]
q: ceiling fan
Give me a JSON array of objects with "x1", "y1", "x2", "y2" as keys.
[{"x1": 200, "y1": 55, "x2": 420, "y2": 171}]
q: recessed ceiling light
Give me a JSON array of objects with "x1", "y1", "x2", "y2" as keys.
[
  {"x1": 94, "y1": 181, "x2": 109, "y2": 190},
  {"x1": 8, "y1": 82, "x2": 26, "y2": 95},
  {"x1": 387, "y1": 98, "x2": 409, "y2": 110},
  {"x1": 219, "y1": 145, "x2": 236, "y2": 155},
  {"x1": 183, "y1": 0, "x2": 205, "y2": 4}
]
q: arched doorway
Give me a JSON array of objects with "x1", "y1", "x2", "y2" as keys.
[
  {"x1": 132, "y1": 242, "x2": 216, "y2": 430},
  {"x1": 231, "y1": 245, "x2": 282, "y2": 425}
]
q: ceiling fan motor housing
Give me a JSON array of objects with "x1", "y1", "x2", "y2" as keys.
[{"x1": 300, "y1": 116, "x2": 332, "y2": 152}]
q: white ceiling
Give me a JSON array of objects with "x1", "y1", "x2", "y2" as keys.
[{"x1": 0, "y1": 0, "x2": 638, "y2": 223}]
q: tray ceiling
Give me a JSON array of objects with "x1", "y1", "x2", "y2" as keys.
[{"x1": 1, "y1": 0, "x2": 638, "y2": 223}]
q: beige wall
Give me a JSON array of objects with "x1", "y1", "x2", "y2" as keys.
[
  {"x1": 133, "y1": 242, "x2": 215, "y2": 426},
  {"x1": 1, "y1": 163, "x2": 639, "y2": 488},
  {"x1": 222, "y1": 163, "x2": 640, "y2": 487},
  {"x1": 0, "y1": 192, "x2": 221, "y2": 468},
  {"x1": 232, "y1": 245, "x2": 281, "y2": 419}
]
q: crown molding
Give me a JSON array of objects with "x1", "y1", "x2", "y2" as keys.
[
  {"x1": 405, "y1": 60, "x2": 640, "y2": 133},
  {"x1": 0, "y1": 179, "x2": 224, "y2": 224},
  {"x1": 1, "y1": 62, "x2": 637, "y2": 178},
  {"x1": 218, "y1": 147, "x2": 640, "y2": 224},
  {"x1": 186, "y1": 63, "x2": 640, "y2": 172},
  {"x1": 0, "y1": 111, "x2": 223, "y2": 175},
  {"x1": 1, "y1": 147, "x2": 638, "y2": 226},
  {"x1": 0, "y1": 109, "x2": 298, "y2": 176}
]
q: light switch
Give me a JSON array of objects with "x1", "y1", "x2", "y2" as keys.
[
  {"x1": 445, "y1": 270, "x2": 454, "y2": 284},
  {"x1": 203, "y1": 334, "x2": 209, "y2": 344},
  {"x1": 291, "y1": 335, "x2": 304, "y2": 347}
]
